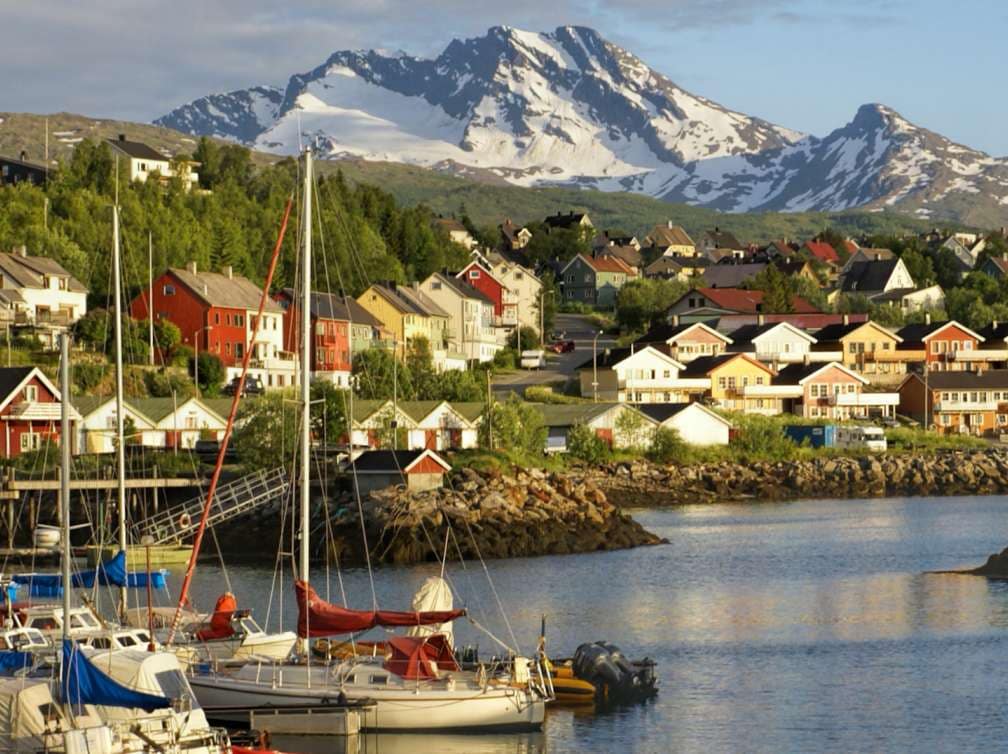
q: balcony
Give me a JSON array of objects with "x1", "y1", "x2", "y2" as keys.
[
  {"x1": 7, "y1": 401, "x2": 76, "y2": 421},
  {"x1": 743, "y1": 384, "x2": 803, "y2": 398},
  {"x1": 863, "y1": 349, "x2": 924, "y2": 362},
  {"x1": 933, "y1": 400, "x2": 997, "y2": 412},
  {"x1": 759, "y1": 350, "x2": 842, "y2": 363},
  {"x1": 34, "y1": 310, "x2": 73, "y2": 327},
  {"x1": 951, "y1": 349, "x2": 1007, "y2": 361},
  {"x1": 833, "y1": 392, "x2": 900, "y2": 407},
  {"x1": 618, "y1": 378, "x2": 711, "y2": 390}
]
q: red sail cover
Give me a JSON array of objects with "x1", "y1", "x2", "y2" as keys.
[
  {"x1": 384, "y1": 635, "x2": 460, "y2": 680},
  {"x1": 196, "y1": 593, "x2": 237, "y2": 641},
  {"x1": 294, "y1": 581, "x2": 465, "y2": 638}
]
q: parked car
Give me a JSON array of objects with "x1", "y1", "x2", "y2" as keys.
[
  {"x1": 520, "y1": 350, "x2": 546, "y2": 369},
  {"x1": 222, "y1": 375, "x2": 265, "y2": 397},
  {"x1": 547, "y1": 340, "x2": 575, "y2": 353}
]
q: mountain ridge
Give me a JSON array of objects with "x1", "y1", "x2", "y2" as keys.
[{"x1": 156, "y1": 24, "x2": 1008, "y2": 226}]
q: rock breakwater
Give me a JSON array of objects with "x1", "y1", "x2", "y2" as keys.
[
  {"x1": 215, "y1": 466, "x2": 664, "y2": 565},
  {"x1": 580, "y1": 449, "x2": 1008, "y2": 506}
]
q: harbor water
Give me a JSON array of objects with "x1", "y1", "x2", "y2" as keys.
[{"x1": 171, "y1": 494, "x2": 1008, "y2": 752}]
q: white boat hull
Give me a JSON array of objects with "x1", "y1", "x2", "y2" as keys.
[{"x1": 190, "y1": 666, "x2": 545, "y2": 732}]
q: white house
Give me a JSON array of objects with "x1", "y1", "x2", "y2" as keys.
[
  {"x1": 577, "y1": 345, "x2": 710, "y2": 403},
  {"x1": 727, "y1": 322, "x2": 836, "y2": 366},
  {"x1": 872, "y1": 284, "x2": 946, "y2": 313},
  {"x1": 536, "y1": 403, "x2": 656, "y2": 453},
  {"x1": 419, "y1": 273, "x2": 501, "y2": 363},
  {"x1": 840, "y1": 257, "x2": 915, "y2": 298},
  {"x1": 72, "y1": 396, "x2": 225, "y2": 452},
  {"x1": 0, "y1": 247, "x2": 88, "y2": 347},
  {"x1": 637, "y1": 402, "x2": 732, "y2": 445},
  {"x1": 106, "y1": 135, "x2": 199, "y2": 190},
  {"x1": 402, "y1": 401, "x2": 482, "y2": 451}
]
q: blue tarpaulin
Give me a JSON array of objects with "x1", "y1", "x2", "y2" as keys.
[
  {"x1": 12, "y1": 551, "x2": 168, "y2": 597},
  {"x1": 60, "y1": 641, "x2": 171, "y2": 712},
  {"x1": 0, "y1": 651, "x2": 32, "y2": 675}
]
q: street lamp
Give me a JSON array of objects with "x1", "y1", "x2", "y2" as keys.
[{"x1": 592, "y1": 329, "x2": 603, "y2": 403}]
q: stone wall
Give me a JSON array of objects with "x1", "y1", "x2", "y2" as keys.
[{"x1": 578, "y1": 449, "x2": 1008, "y2": 506}]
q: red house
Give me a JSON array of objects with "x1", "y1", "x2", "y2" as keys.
[
  {"x1": 801, "y1": 240, "x2": 840, "y2": 265},
  {"x1": 0, "y1": 367, "x2": 77, "y2": 457},
  {"x1": 131, "y1": 262, "x2": 293, "y2": 388},
  {"x1": 896, "y1": 320, "x2": 984, "y2": 372},
  {"x1": 457, "y1": 261, "x2": 515, "y2": 325},
  {"x1": 273, "y1": 289, "x2": 354, "y2": 386}
]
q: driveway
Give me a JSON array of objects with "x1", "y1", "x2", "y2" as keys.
[{"x1": 492, "y1": 313, "x2": 618, "y2": 396}]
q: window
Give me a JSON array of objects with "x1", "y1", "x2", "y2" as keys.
[
  {"x1": 965, "y1": 341, "x2": 974, "y2": 351},
  {"x1": 19, "y1": 433, "x2": 40, "y2": 452},
  {"x1": 432, "y1": 281, "x2": 442, "y2": 289},
  {"x1": 163, "y1": 284, "x2": 175, "y2": 296},
  {"x1": 369, "y1": 674, "x2": 389, "y2": 685},
  {"x1": 235, "y1": 343, "x2": 244, "y2": 358},
  {"x1": 225, "y1": 343, "x2": 231, "y2": 356},
  {"x1": 24, "y1": 385, "x2": 38, "y2": 401},
  {"x1": 235, "y1": 314, "x2": 244, "y2": 327},
  {"x1": 215, "y1": 312, "x2": 220, "y2": 324}
]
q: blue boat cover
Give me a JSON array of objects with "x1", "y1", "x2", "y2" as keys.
[
  {"x1": 0, "y1": 651, "x2": 32, "y2": 675},
  {"x1": 60, "y1": 640, "x2": 170, "y2": 712},
  {"x1": 13, "y1": 552, "x2": 168, "y2": 597}
]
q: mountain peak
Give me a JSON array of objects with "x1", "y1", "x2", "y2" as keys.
[{"x1": 156, "y1": 26, "x2": 1008, "y2": 224}]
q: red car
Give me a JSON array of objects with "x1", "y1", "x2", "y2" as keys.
[{"x1": 547, "y1": 340, "x2": 576, "y2": 353}]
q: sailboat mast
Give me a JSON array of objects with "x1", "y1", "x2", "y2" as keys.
[
  {"x1": 59, "y1": 333, "x2": 71, "y2": 645},
  {"x1": 112, "y1": 205, "x2": 128, "y2": 617},
  {"x1": 300, "y1": 147, "x2": 312, "y2": 594}
]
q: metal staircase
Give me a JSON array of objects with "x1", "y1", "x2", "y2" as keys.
[{"x1": 132, "y1": 467, "x2": 290, "y2": 545}]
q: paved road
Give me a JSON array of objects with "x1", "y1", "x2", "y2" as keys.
[{"x1": 492, "y1": 313, "x2": 618, "y2": 395}]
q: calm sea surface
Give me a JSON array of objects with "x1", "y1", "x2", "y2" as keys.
[{"x1": 166, "y1": 495, "x2": 1008, "y2": 753}]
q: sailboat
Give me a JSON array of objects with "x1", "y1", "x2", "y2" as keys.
[{"x1": 185, "y1": 147, "x2": 549, "y2": 733}]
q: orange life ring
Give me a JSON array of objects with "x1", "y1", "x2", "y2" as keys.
[{"x1": 179, "y1": 513, "x2": 192, "y2": 528}]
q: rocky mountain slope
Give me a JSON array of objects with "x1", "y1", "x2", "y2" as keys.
[{"x1": 157, "y1": 25, "x2": 1008, "y2": 226}]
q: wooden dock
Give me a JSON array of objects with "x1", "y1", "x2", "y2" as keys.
[{"x1": 0, "y1": 476, "x2": 201, "y2": 500}]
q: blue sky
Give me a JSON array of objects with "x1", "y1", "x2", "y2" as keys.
[{"x1": 3, "y1": 0, "x2": 1005, "y2": 154}]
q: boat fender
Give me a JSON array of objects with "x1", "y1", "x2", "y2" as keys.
[{"x1": 179, "y1": 512, "x2": 192, "y2": 528}]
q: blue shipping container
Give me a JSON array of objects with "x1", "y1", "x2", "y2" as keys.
[{"x1": 784, "y1": 424, "x2": 836, "y2": 448}]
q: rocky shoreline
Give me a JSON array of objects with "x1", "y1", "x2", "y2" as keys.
[
  {"x1": 214, "y1": 466, "x2": 665, "y2": 566},
  {"x1": 578, "y1": 449, "x2": 1008, "y2": 506}
]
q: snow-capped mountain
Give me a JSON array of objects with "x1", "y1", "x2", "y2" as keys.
[{"x1": 157, "y1": 25, "x2": 1008, "y2": 223}]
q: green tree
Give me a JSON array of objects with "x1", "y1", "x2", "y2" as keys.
[
  {"x1": 233, "y1": 391, "x2": 298, "y2": 469},
  {"x1": 508, "y1": 326, "x2": 540, "y2": 351},
  {"x1": 647, "y1": 427, "x2": 688, "y2": 464},
  {"x1": 352, "y1": 347, "x2": 415, "y2": 400},
  {"x1": 747, "y1": 264, "x2": 793, "y2": 313},
  {"x1": 615, "y1": 278, "x2": 688, "y2": 332},
  {"x1": 566, "y1": 423, "x2": 610, "y2": 464},
  {"x1": 482, "y1": 395, "x2": 546, "y2": 455},
  {"x1": 191, "y1": 351, "x2": 225, "y2": 395}
]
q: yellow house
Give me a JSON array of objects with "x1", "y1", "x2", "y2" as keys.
[
  {"x1": 812, "y1": 320, "x2": 905, "y2": 385},
  {"x1": 645, "y1": 221, "x2": 696, "y2": 257},
  {"x1": 356, "y1": 282, "x2": 452, "y2": 357},
  {"x1": 683, "y1": 353, "x2": 778, "y2": 413}
]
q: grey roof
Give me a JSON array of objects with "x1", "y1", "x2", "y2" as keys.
[
  {"x1": 634, "y1": 402, "x2": 695, "y2": 423},
  {"x1": 0, "y1": 367, "x2": 38, "y2": 400},
  {"x1": 978, "y1": 322, "x2": 1008, "y2": 344},
  {"x1": 643, "y1": 257, "x2": 683, "y2": 276},
  {"x1": 351, "y1": 449, "x2": 449, "y2": 473},
  {"x1": 895, "y1": 322, "x2": 948, "y2": 346},
  {"x1": 702, "y1": 263, "x2": 767, "y2": 289},
  {"x1": 431, "y1": 272, "x2": 495, "y2": 306},
  {"x1": 169, "y1": 266, "x2": 282, "y2": 312},
  {"x1": 702, "y1": 229, "x2": 744, "y2": 250},
  {"x1": 913, "y1": 369, "x2": 1008, "y2": 390},
  {"x1": 543, "y1": 211, "x2": 591, "y2": 229},
  {"x1": 534, "y1": 402, "x2": 620, "y2": 427},
  {"x1": 277, "y1": 289, "x2": 384, "y2": 327},
  {"x1": 0, "y1": 252, "x2": 87, "y2": 293},
  {"x1": 725, "y1": 323, "x2": 787, "y2": 346},
  {"x1": 635, "y1": 322, "x2": 703, "y2": 345},
  {"x1": 106, "y1": 137, "x2": 168, "y2": 162},
  {"x1": 680, "y1": 353, "x2": 760, "y2": 378},
  {"x1": 646, "y1": 224, "x2": 694, "y2": 249},
  {"x1": 394, "y1": 284, "x2": 450, "y2": 318},
  {"x1": 597, "y1": 245, "x2": 642, "y2": 269},
  {"x1": 0, "y1": 155, "x2": 49, "y2": 172},
  {"x1": 575, "y1": 344, "x2": 674, "y2": 371},
  {"x1": 773, "y1": 363, "x2": 834, "y2": 385},
  {"x1": 840, "y1": 259, "x2": 902, "y2": 294},
  {"x1": 811, "y1": 322, "x2": 870, "y2": 343}
]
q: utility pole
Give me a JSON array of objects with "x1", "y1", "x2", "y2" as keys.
[
  {"x1": 148, "y1": 232, "x2": 154, "y2": 366},
  {"x1": 592, "y1": 330, "x2": 602, "y2": 403},
  {"x1": 486, "y1": 369, "x2": 493, "y2": 451}
]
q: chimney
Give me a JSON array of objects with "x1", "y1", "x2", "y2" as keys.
[
  {"x1": 14, "y1": 245, "x2": 27, "y2": 258},
  {"x1": 925, "y1": 312, "x2": 931, "y2": 325},
  {"x1": 667, "y1": 220, "x2": 673, "y2": 229},
  {"x1": 874, "y1": 253, "x2": 881, "y2": 261},
  {"x1": 672, "y1": 314, "x2": 680, "y2": 326},
  {"x1": 757, "y1": 313, "x2": 765, "y2": 325},
  {"x1": 186, "y1": 261, "x2": 197, "y2": 274},
  {"x1": 223, "y1": 265, "x2": 233, "y2": 279},
  {"x1": 118, "y1": 133, "x2": 126, "y2": 142}
]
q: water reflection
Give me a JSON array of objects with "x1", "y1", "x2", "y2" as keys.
[{"x1": 137, "y1": 495, "x2": 1008, "y2": 751}]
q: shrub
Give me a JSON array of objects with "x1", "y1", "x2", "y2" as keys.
[
  {"x1": 73, "y1": 362, "x2": 106, "y2": 393},
  {"x1": 492, "y1": 348, "x2": 517, "y2": 370},
  {"x1": 647, "y1": 427, "x2": 688, "y2": 464},
  {"x1": 190, "y1": 352, "x2": 225, "y2": 395},
  {"x1": 566, "y1": 423, "x2": 610, "y2": 464},
  {"x1": 508, "y1": 326, "x2": 540, "y2": 351},
  {"x1": 483, "y1": 395, "x2": 547, "y2": 455},
  {"x1": 170, "y1": 345, "x2": 193, "y2": 368}
]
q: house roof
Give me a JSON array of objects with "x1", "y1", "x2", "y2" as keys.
[
  {"x1": 803, "y1": 241, "x2": 839, "y2": 264},
  {"x1": 636, "y1": 321, "x2": 731, "y2": 346},
  {"x1": 395, "y1": 284, "x2": 450, "y2": 318},
  {"x1": 427, "y1": 272, "x2": 496, "y2": 306},
  {"x1": 896, "y1": 320, "x2": 984, "y2": 346},
  {"x1": 597, "y1": 245, "x2": 642, "y2": 269},
  {"x1": 499, "y1": 219, "x2": 528, "y2": 242},
  {"x1": 685, "y1": 287, "x2": 819, "y2": 314},
  {"x1": 636, "y1": 401, "x2": 732, "y2": 426},
  {"x1": 277, "y1": 289, "x2": 384, "y2": 327},
  {"x1": 450, "y1": 402, "x2": 486, "y2": 423},
  {"x1": 351, "y1": 449, "x2": 451, "y2": 474},
  {"x1": 700, "y1": 263, "x2": 767, "y2": 289},
  {"x1": 0, "y1": 154, "x2": 50, "y2": 172},
  {"x1": 575, "y1": 344, "x2": 681, "y2": 371},
  {"x1": 906, "y1": 369, "x2": 1008, "y2": 390},
  {"x1": 985, "y1": 257, "x2": 1008, "y2": 276},
  {"x1": 840, "y1": 259, "x2": 905, "y2": 294},
  {"x1": 644, "y1": 257, "x2": 683, "y2": 276},
  {"x1": 646, "y1": 224, "x2": 694, "y2": 249},
  {"x1": 434, "y1": 217, "x2": 468, "y2": 234},
  {"x1": 850, "y1": 248, "x2": 894, "y2": 264},
  {"x1": 727, "y1": 321, "x2": 815, "y2": 346},
  {"x1": 703, "y1": 229, "x2": 744, "y2": 250},
  {"x1": 586, "y1": 254, "x2": 635, "y2": 274},
  {"x1": 680, "y1": 352, "x2": 773, "y2": 378},
  {"x1": 543, "y1": 211, "x2": 591, "y2": 229},
  {"x1": 534, "y1": 402, "x2": 621, "y2": 427},
  {"x1": 106, "y1": 137, "x2": 168, "y2": 162},
  {"x1": 813, "y1": 320, "x2": 901, "y2": 344},
  {"x1": 72, "y1": 395, "x2": 111, "y2": 418},
  {"x1": 773, "y1": 258, "x2": 812, "y2": 277},
  {"x1": 169, "y1": 266, "x2": 282, "y2": 312},
  {"x1": 774, "y1": 362, "x2": 867, "y2": 385},
  {"x1": 0, "y1": 367, "x2": 39, "y2": 402},
  {"x1": 0, "y1": 251, "x2": 87, "y2": 293}
]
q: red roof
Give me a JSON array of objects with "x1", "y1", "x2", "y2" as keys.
[
  {"x1": 804, "y1": 240, "x2": 839, "y2": 264},
  {"x1": 585, "y1": 255, "x2": 635, "y2": 275},
  {"x1": 843, "y1": 240, "x2": 859, "y2": 254},
  {"x1": 696, "y1": 287, "x2": 820, "y2": 314}
]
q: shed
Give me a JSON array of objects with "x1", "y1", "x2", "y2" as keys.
[
  {"x1": 636, "y1": 402, "x2": 732, "y2": 445},
  {"x1": 535, "y1": 403, "x2": 656, "y2": 452},
  {"x1": 349, "y1": 449, "x2": 452, "y2": 494}
]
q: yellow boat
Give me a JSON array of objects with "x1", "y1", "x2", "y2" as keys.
[{"x1": 548, "y1": 664, "x2": 596, "y2": 705}]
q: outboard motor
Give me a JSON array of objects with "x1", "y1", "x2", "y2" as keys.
[{"x1": 572, "y1": 641, "x2": 659, "y2": 705}]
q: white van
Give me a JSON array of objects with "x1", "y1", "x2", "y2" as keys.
[
  {"x1": 836, "y1": 425, "x2": 887, "y2": 452},
  {"x1": 520, "y1": 350, "x2": 546, "y2": 369}
]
